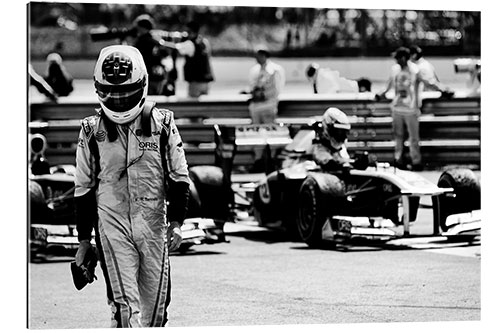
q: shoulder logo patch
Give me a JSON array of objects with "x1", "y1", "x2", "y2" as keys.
[
  {"x1": 81, "y1": 119, "x2": 93, "y2": 138},
  {"x1": 158, "y1": 109, "x2": 172, "y2": 124},
  {"x1": 81, "y1": 115, "x2": 100, "y2": 139}
]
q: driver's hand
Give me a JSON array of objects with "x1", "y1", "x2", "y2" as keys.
[
  {"x1": 167, "y1": 221, "x2": 183, "y2": 252},
  {"x1": 341, "y1": 162, "x2": 353, "y2": 175},
  {"x1": 75, "y1": 240, "x2": 92, "y2": 267}
]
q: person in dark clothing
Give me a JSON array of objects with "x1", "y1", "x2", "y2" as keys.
[
  {"x1": 161, "y1": 21, "x2": 214, "y2": 98},
  {"x1": 44, "y1": 53, "x2": 73, "y2": 97},
  {"x1": 132, "y1": 14, "x2": 176, "y2": 96}
]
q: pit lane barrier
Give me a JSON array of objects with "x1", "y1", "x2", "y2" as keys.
[{"x1": 29, "y1": 92, "x2": 480, "y2": 169}]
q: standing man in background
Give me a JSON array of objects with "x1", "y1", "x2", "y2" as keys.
[
  {"x1": 409, "y1": 45, "x2": 440, "y2": 90},
  {"x1": 377, "y1": 47, "x2": 452, "y2": 171},
  {"x1": 162, "y1": 21, "x2": 214, "y2": 98},
  {"x1": 248, "y1": 45, "x2": 286, "y2": 124},
  {"x1": 44, "y1": 52, "x2": 73, "y2": 97},
  {"x1": 132, "y1": 14, "x2": 175, "y2": 96}
]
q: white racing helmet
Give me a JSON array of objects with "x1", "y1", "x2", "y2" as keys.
[
  {"x1": 94, "y1": 45, "x2": 148, "y2": 124},
  {"x1": 321, "y1": 107, "x2": 351, "y2": 149}
]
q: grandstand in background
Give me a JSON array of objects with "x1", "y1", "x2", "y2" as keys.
[{"x1": 29, "y1": 3, "x2": 480, "y2": 60}]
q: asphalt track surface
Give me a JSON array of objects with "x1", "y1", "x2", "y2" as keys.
[{"x1": 26, "y1": 171, "x2": 488, "y2": 332}]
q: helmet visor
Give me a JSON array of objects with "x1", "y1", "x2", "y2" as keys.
[
  {"x1": 327, "y1": 125, "x2": 349, "y2": 143},
  {"x1": 95, "y1": 78, "x2": 146, "y2": 112}
]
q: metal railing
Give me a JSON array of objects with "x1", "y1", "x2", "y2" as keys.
[{"x1": 29, "y1": 94, "x2": 481, "y2": 169}]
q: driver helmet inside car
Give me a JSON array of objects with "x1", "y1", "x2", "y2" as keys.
[
  {"x1": 321, "y1": 107, "x2": 351, "y2": 149},
  {"x1": 94, "y1": 45, "x2": 148, "y2": 124}
]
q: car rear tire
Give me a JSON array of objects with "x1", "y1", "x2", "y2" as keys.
[
  {"x1": 252, "y1": 181, "x2": 279, "y2": 226},
  {"x1": 187, "y1": 165, "x2": 233, "y2": 221},
  {"x1": 433, "y1": 168, "x2": 480, "y2": 232},
  {"x1": 297, "y1": 174, "x2": 345, "y2": 248}
]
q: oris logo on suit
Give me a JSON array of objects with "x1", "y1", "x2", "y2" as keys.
[{"x1": 139, "y1": 141, "x2": 159, "y2": 151}]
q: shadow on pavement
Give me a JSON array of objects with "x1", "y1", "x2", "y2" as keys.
[
  {"x1": 290, "y1": 238, "x2": 480, "y2": 253},
  {"x1": 228, "y1": 228, "x2": 480, "y2": 253},
  {"x1": 30, "y1": 244, "x2": 229, "y2": 263},
  {"x1": 170, "y1": 249, "x2": 227, "y2": 256},
  {"x1": 227, "y1": 229, "x2": 293, "y2": 244}
]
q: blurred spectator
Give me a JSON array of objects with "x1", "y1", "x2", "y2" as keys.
[
  {"x1": 409, "y1": 45, "x2": 440, "y2": 90},
  {"x1": 357, "y1": 78, "x2": 372, "y2": 92},
  {"x1": 44, "y1": 53, "x2": 73, "y2": 97},
  {"x1": 29, "y1": 64, "x2": 58, "y2": 102},
  {"x1": 454, "y1": 58, "x2": 481, "y2": 97},
  {"x1": 376, "y1": 47, "x2": 453, "y2": 171},
  {"x1": 162, "y1": 21, "x2": 214, "y2": 98},
  {"x1": 248, "y1": 45, "x2": 285, "y2": 124},
  {"x1": 244, "y1": 45, "x2": 286, "y2": 173},
  {"x1": 466, "y1": 63, "x2": 481, "y2": 97},
  {"x1": 132, "y1": 14, "x2": 175, "y2": 96},
  {"x1": 305, "y1": 63, "x2": 360, "y2": 94}
]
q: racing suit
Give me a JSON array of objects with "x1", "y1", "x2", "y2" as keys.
[
  {"x1": 74, "y1": 106, "x2": 190, "y2": 327},
  {"x1": 312, "y1": 137, "x2": 351, "y2": 171}
]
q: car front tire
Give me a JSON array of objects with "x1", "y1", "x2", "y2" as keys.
[
  {"x1": 297, "y1": 174, "x2": 344, "y2": 248},
  {"x1": 433, "y1": 168, "x2": 480, "y2": 232}
]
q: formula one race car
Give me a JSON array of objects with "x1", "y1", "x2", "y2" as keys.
[
  {"x1": 251, "y1": 126, "x2": 481, "y2": 248},
  {"x1": 29, "y1": 134, "x2": 231, "y2": 259}
]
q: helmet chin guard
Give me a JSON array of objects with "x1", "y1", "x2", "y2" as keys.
[{"x1": 94, "y1": 45, "x2": 148, "y2": 124}]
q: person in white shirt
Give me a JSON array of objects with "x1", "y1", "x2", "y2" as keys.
[
  {"x1": 305, "y1": 63, "x2": 358, "y2": 94},
  {"x1": 453, "y1": 58, "x2": 481, "y2": 97},
  {"x1": 247, "y1": 45, "x2": 285, "y2": 124},
  {"x1": 409, "y1": 45, "x2": 440, "y2": 90},
  {"x1": 377, "y1": 47, "x2": 452, "y2": 171}
]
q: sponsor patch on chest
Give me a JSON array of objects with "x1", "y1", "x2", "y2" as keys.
[{"x1": 138, "y1": 140, "x2": 159, "y2": 151}]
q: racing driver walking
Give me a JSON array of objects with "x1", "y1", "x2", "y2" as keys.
[{"x1": 73, "y1": 45, "x2": 190, "y2": 327}]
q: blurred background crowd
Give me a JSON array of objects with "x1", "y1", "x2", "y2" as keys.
[{"x1": 29, "y1": 2, "x2": 480, "y2": 60}]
